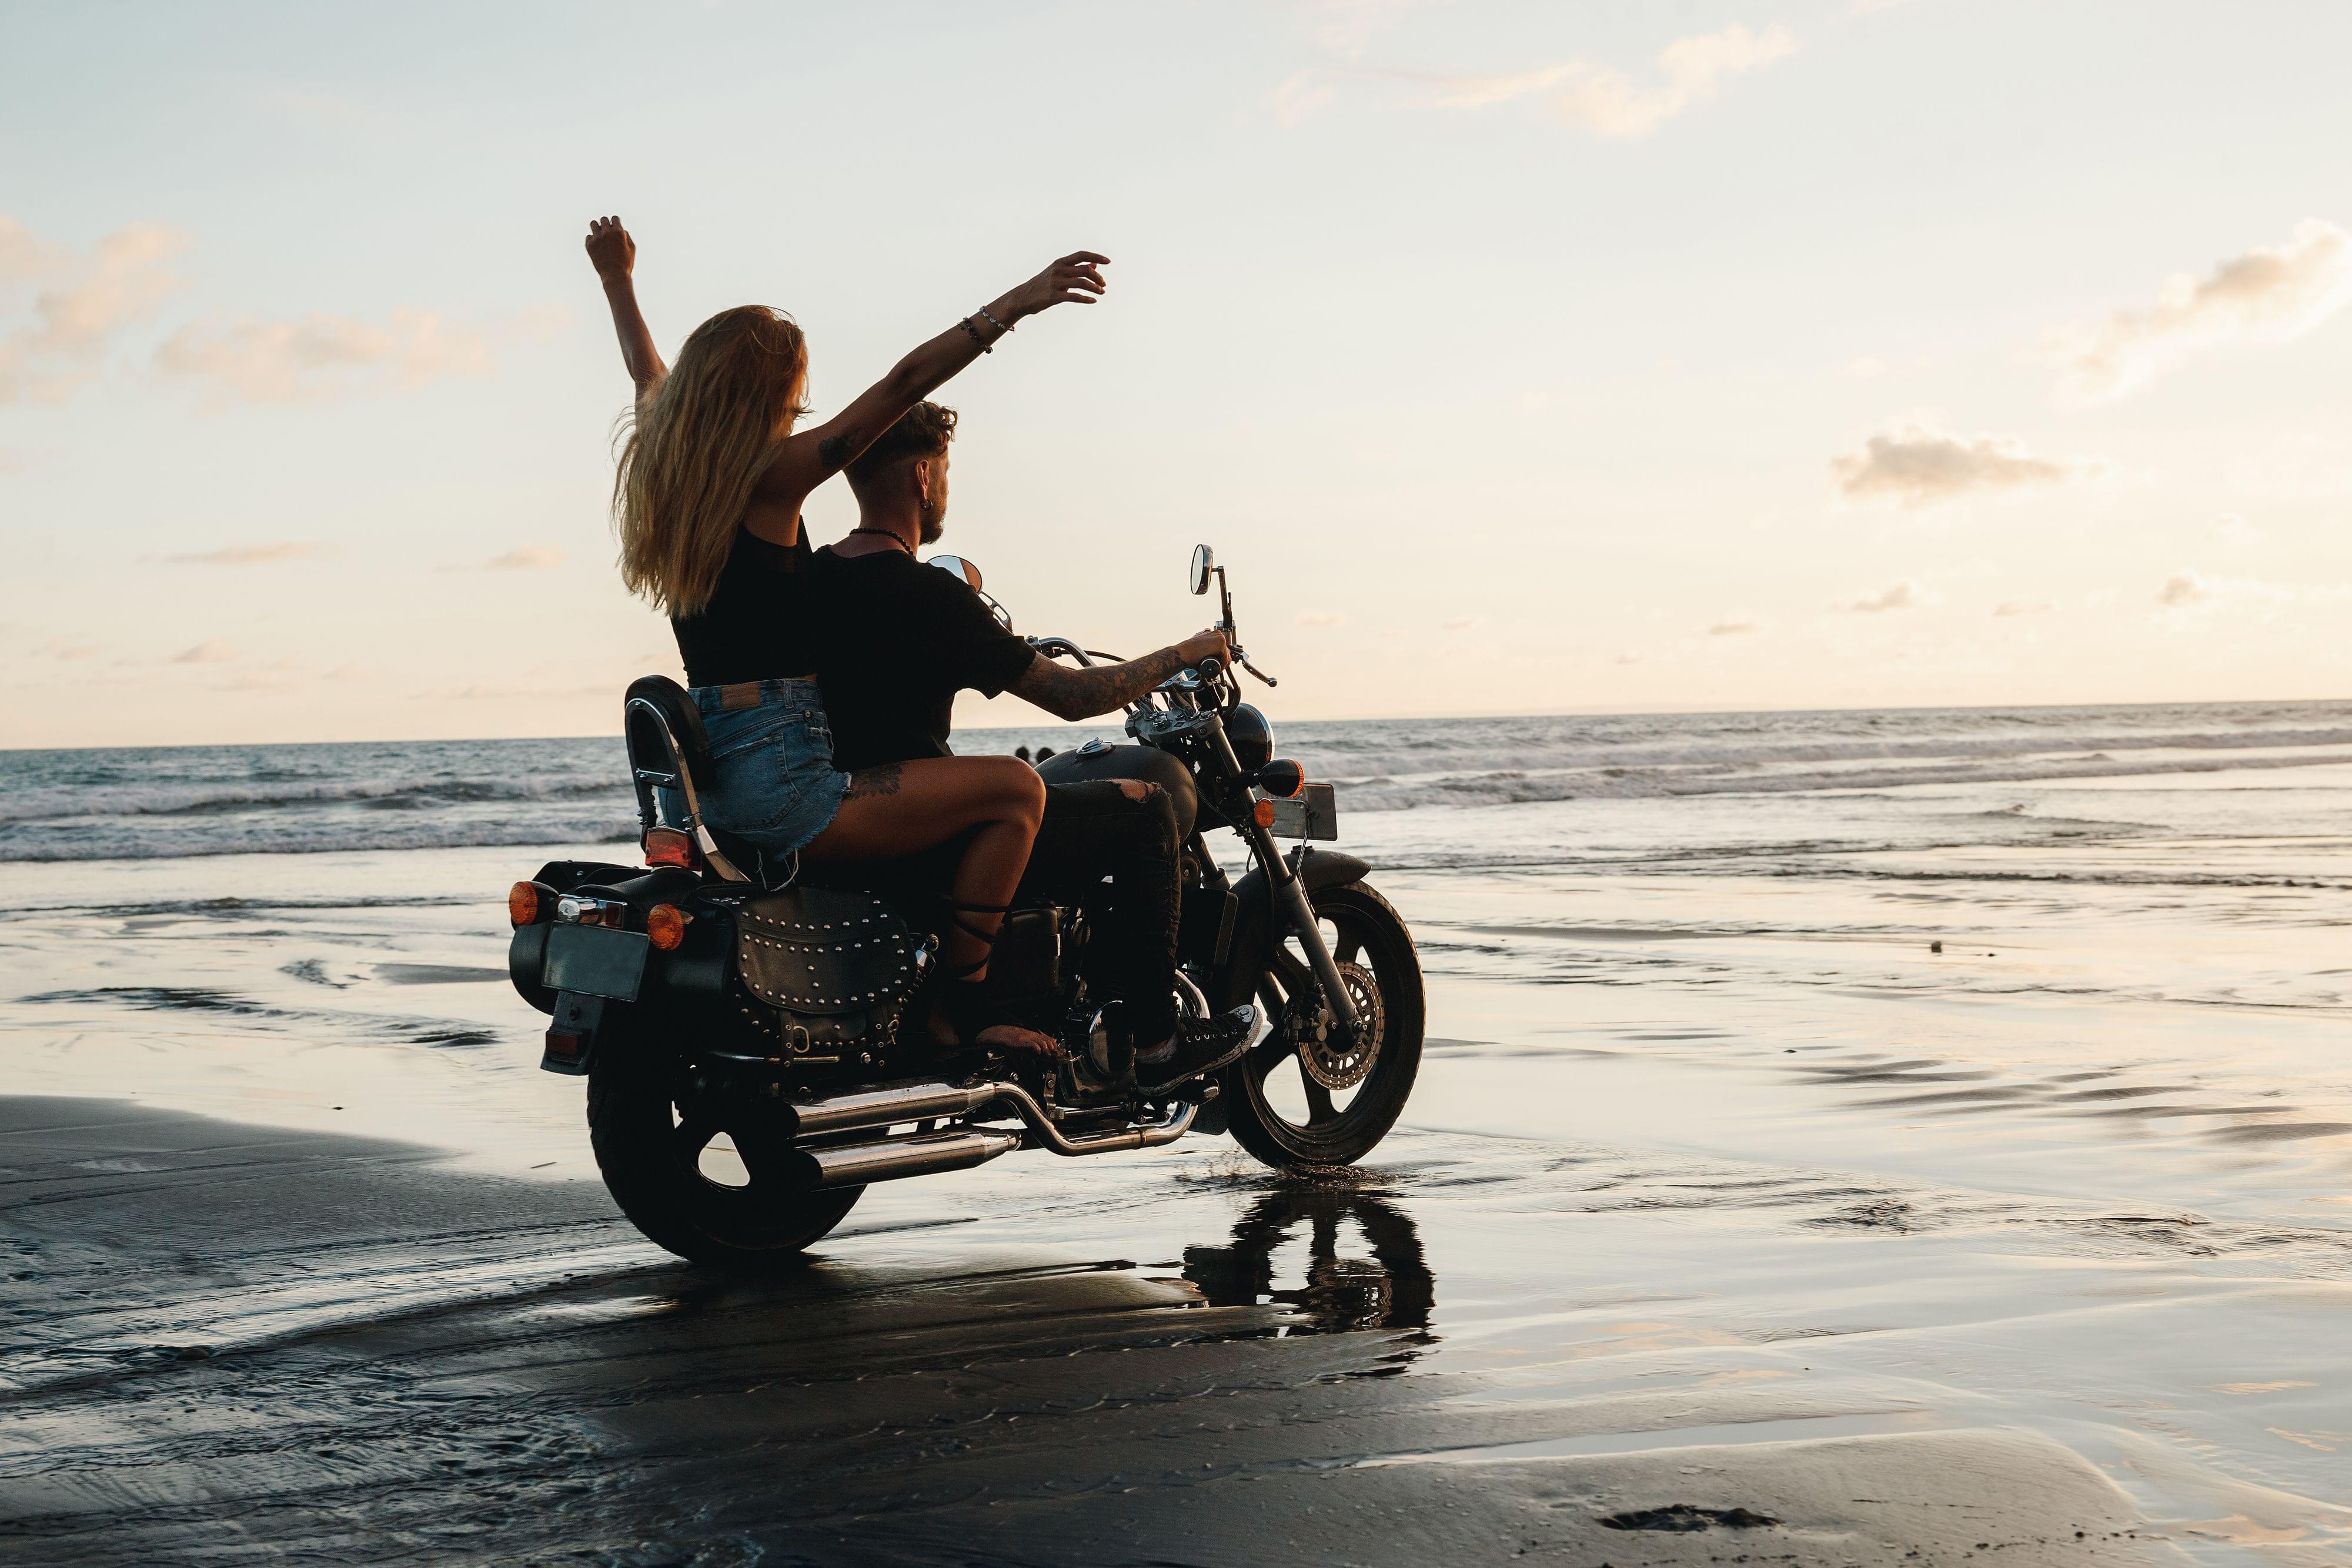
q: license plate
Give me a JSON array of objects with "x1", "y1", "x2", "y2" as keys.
[
  {"x1": 543, "y1": 924, "x2": 650, "y2": 1001},
  {"x1": 1268, "y1": 783, "x2": 1338, "y2": 841}
]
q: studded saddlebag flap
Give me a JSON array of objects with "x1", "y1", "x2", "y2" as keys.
[{"x1": 734, "y1": 885, "x2": 923, "y2": 1016}]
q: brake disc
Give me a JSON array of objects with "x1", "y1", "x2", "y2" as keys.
[{"x1": 1297, "y1": 960, "x2": 1384, "y2": 1091}]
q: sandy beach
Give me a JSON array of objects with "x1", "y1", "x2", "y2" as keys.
[{"x1": 5, "y1": 709, "x2": 2351, "y2": 1564}]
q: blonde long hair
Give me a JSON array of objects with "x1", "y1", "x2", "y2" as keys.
[{"x1": 613, "y1": 305, "x2": 808, "y2": 617}]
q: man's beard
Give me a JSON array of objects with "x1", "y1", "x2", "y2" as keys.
[{"x1": 918, "y1": 510, "x2": 944, "y2": 546}]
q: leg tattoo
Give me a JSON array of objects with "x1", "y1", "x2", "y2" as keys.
[{"x1": 846, "y1": 763, "x2": 904, "y2": 800}]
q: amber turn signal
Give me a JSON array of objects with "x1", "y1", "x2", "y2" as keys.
[
  {"x1": 1252, "y1": 798, "x2": 1277, "y2": 829},
  {"x1": 1255, "y1": 759, "x2": 1306, "y2": 798},
  {"x1": 645, "y1": 903, "x2": 688, "y2": 951},
  {"x1": 508, "y1": 881, "x2": 542, "y2": 927}
]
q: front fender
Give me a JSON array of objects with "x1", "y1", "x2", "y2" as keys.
[{"x1": 1216, "y1": 848, "x2": 1369, "y2": 1007}]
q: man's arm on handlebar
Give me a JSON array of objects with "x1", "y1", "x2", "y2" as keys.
[{"x1": 1008, "y1": 629, "x2": 1228, "y2": 722}]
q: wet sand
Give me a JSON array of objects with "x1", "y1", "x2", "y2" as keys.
[
  {"x1": 3, "y1": 1096, "x2": 2169, "y2": 1566},
  {"x1": 6, "y1": 762, "x2": 2352, "y2": 1564}
]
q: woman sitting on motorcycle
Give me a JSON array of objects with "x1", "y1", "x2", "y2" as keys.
[{"x1": 587, "y1": 216, "x2": 1107, "y2": 1053}]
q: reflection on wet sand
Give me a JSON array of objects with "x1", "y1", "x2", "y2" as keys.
[{"x1": 1185, "y1": 1186, "x2": 1436, "y2": 1336}]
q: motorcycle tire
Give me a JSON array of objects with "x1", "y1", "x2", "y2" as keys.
[
  {"x1": 586, "y1": 1020, "x2": 861, "y2": 1271},
  {"x1": 1219, "y1": 880, "x2": 1424, "y2": 1171}
]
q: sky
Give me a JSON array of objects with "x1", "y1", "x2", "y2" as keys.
[{"x1": 6, "y1": 0, "x2": 2352, "y2": 749}]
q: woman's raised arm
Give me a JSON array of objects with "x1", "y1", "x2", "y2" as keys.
[
  {"x1": 586, "y1": 216, "x2": 667, "y2": 403},
  {"x1": 750, "y1": 250, "x2": 1108, "y2": 506}
]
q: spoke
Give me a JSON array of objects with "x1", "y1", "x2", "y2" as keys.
[
  {"x1": 671, "y1": 1109, "x2": 721, "y2": 1164},
  {"x1": 1301, "y1": 1075, "x2": 1336, "y2": 1125},
  {"x1": 1244, "y1": 1034, "x2": 1292, "y2": 1081},
  {"x1": 729, "y1": 1121, "x2": 794, "y2": 1189}
]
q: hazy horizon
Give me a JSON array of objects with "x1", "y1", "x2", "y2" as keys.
[{"x1": 8, "y1": 1, "x2": 2352, "y2": 748}]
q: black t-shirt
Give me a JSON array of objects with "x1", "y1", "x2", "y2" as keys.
[
  {"x1": 806, "y1": 545, "x2": 1037, "y2": 771},
  {"x1": 670, "y1": 529, "x2": 816, "y2": 688}
]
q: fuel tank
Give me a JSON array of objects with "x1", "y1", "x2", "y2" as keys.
[{"x1": 1035, "y1": 741, "x2": 1199, "y2": 840}]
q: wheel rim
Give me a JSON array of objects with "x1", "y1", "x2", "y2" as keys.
[
  {"x1": 1241, "y1": 901, "x2": 1401, "y2": 1143},
  {"x1": 667, "y1": 1085, "x2": 801, "y2": 1208}
]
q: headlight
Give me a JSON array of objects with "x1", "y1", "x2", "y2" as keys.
[{"x1": 1227, "y1": 704, "x2": 1274, "y2": 771}]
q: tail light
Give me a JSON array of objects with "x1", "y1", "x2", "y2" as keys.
[
  {"x1": 1255, "y1": 759, "x2": 1305, "y2": 798},
  {"x1": 509, "y1": 880, "x2": 553, "y2": 927},
  {"x1": 643, "y1": 827, "x2": 696, "y2": 869},
  {"x1": 645, "y1": 903, "x2": 687, "y2": 951}
]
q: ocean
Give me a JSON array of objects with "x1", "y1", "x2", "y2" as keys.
[{"x1": 8, "y1": 697, "x2": 2352, "y2": 862}]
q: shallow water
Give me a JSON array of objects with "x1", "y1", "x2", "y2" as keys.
[{"x1": 2, "y1": 704, "x2": 2349, "y2": 1562}]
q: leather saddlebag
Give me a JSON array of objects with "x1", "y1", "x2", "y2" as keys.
[{"x1": 735, "y1": 885, "x2": 923, "y2": 1015}]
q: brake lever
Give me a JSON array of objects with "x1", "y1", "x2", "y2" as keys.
[{"x1": 1238, "y1": 655, "x2": 1277, "y2": 688}]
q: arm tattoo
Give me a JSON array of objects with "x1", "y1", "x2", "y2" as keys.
[
  {"x1": 817, "y1": 434, "x2": 853, "y2": 470},
  {"x1": 844, "y1": 763, "x2": 903, "y2": 800},
  {"x1": 1012, "y1": 646, "x2": 1189, "y2": 721}
]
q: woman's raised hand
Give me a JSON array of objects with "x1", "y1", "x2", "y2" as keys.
[
  {"x1": 585, "y1": 216, "x2": 637, "y2": 283},
  {"x1": 1003, "y1": 251, "x2": 1110, "y2": 322}
]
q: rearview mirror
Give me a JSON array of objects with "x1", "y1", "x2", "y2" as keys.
[
  {"x1": 929, "y1": 554, "x2": 982, "y2": 591},
  {"x1": 1189, "y1": 544, "x2": 1214, "y2": 596}
]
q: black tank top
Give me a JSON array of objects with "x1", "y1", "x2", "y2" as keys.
[{"x1": 670, "y1": 529, "x2": 818, "y2": 688}]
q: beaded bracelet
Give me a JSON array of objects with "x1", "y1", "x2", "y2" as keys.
[
  {"x1": 975, "y1": 306, "x2": 1013, "y2": 335},
  {"x1": 957, "y1": 316, "x2": 992, "y2": 353}
]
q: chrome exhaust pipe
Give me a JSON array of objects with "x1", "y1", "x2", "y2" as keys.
[
  {"x1": 794, "y1": 1126, "x2": 1024, "y2": 1189},
  {"x1": 781, "y1": 1078, "x2": 1009, "y2": 1139}
]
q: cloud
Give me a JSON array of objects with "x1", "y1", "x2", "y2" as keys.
[
  {"x1": 2157, "y1": 569, "x2": 2351, "y2": 608},
  {"x1": 1271, "y1": 69, "x2": 1337, "y2": 125},
  {"x1": 0, "y1": 218, "x2": 189, "y2": 404},
  {"x1": 2053, "y1": 220, "x2": 2352, "y2": 403},
  {"x1": 1426, "y1": 24, "x2": 1796, "y2": 140},
  {"x1": 1993, "y1": 598, "x2": 2057, "y2": 617},
  {"x1": 483, "y1": 546, "x2": 566, "y2": 571},
  {"x1": 1613, "y1": 651, "x2": 1643, "y2": 664},
  {"x1": 1295, "y1": 609, "x2": 1347, "y2": 628},
  {"x1": 1832, "y1": 424, "x2": 2092, "y2": 506},
  {"x1": 0, "y1": 216, "x2": 65, "y2": 282},
  {"x1": 1440, "y1": 615, "x2": 1480, "y2": 632},
  {"x1": 35, "y1": 636, "x2": 101, "y2": 660},
  {"x1": 2214, "y1": 513, "x2": 2262, "y2": 547},
  {"x1": 171, "y1": 639, "x2": 238, "y2": 664},
  {"x1": 1708, "y1": 620, "x2": 1761, "y2": 636},
  {"x1": 156, "y1": 307, "x2": 492, "y2": 407},
  {"x1": 1846, "y1": 580, "x2": 1922, "y2": 613},
  {"x1": 168, "y1": 541, "x2": 333, "y2": 566}
]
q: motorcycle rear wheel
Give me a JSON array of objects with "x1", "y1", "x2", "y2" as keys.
[
  {"x1": 587, "y1": 1022, "x2": 861, "y2": 1271},
  {"x1": 1220, "y1": 881, "x2": 1424, "y2": 1170}
]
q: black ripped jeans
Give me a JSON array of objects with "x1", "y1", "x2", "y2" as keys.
[{"x1": 1014, "y1": 780, "x2": 1182, "y2": 1042}]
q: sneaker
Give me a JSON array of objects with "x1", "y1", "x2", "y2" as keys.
[{"x1": 1134, "y1": 1004, "x2": 1258, "y2": 1095}]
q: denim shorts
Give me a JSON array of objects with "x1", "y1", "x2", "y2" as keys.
[{"x1": 663, "y1": 677, "x2": 849, "y2": 859}]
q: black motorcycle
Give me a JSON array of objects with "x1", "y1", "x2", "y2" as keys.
[{"x1": 505, "y1": 544, "x2": 1424, "y2": 1269}]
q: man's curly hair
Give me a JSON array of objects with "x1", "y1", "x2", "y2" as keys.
[{"x1": 846, "y1": 400, "x2": 957, "y2": 483}]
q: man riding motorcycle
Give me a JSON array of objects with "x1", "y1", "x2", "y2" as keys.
[{"x1": 811, "y1": 400, "x2": 1257, "y2": 1090}]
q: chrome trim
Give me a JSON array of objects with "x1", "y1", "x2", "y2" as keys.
[
  {"x1": 777, "y1": 1076, "x2": 1201, "y2": 1159},
  {"x1": 780, "y1": 1079, "x2": 1006, "y2": 1139},
  {"x1": 794, "y1": 1126, "x2": 1023, "y2": 1189}
]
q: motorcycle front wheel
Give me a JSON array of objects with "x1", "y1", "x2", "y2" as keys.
[
  {"x1": 586, "y1": 1021, "x2": 861, "y2": 1271},
  {"x1": 1220, "y1": 880, "x2": 1425, "y2": 1170}
]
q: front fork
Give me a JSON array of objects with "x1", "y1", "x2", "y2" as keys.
[
  {"x1": 1248, "y1": 822, "x2": 1362, "y2": 1036},
  {"x1": 1207, "y1": 709, "x2": 1361, "y2": 1038}
]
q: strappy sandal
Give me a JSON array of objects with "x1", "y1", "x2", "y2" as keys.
[{"x1": 934, "y1": 900, "x2": 1041, "y2": 1051}]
